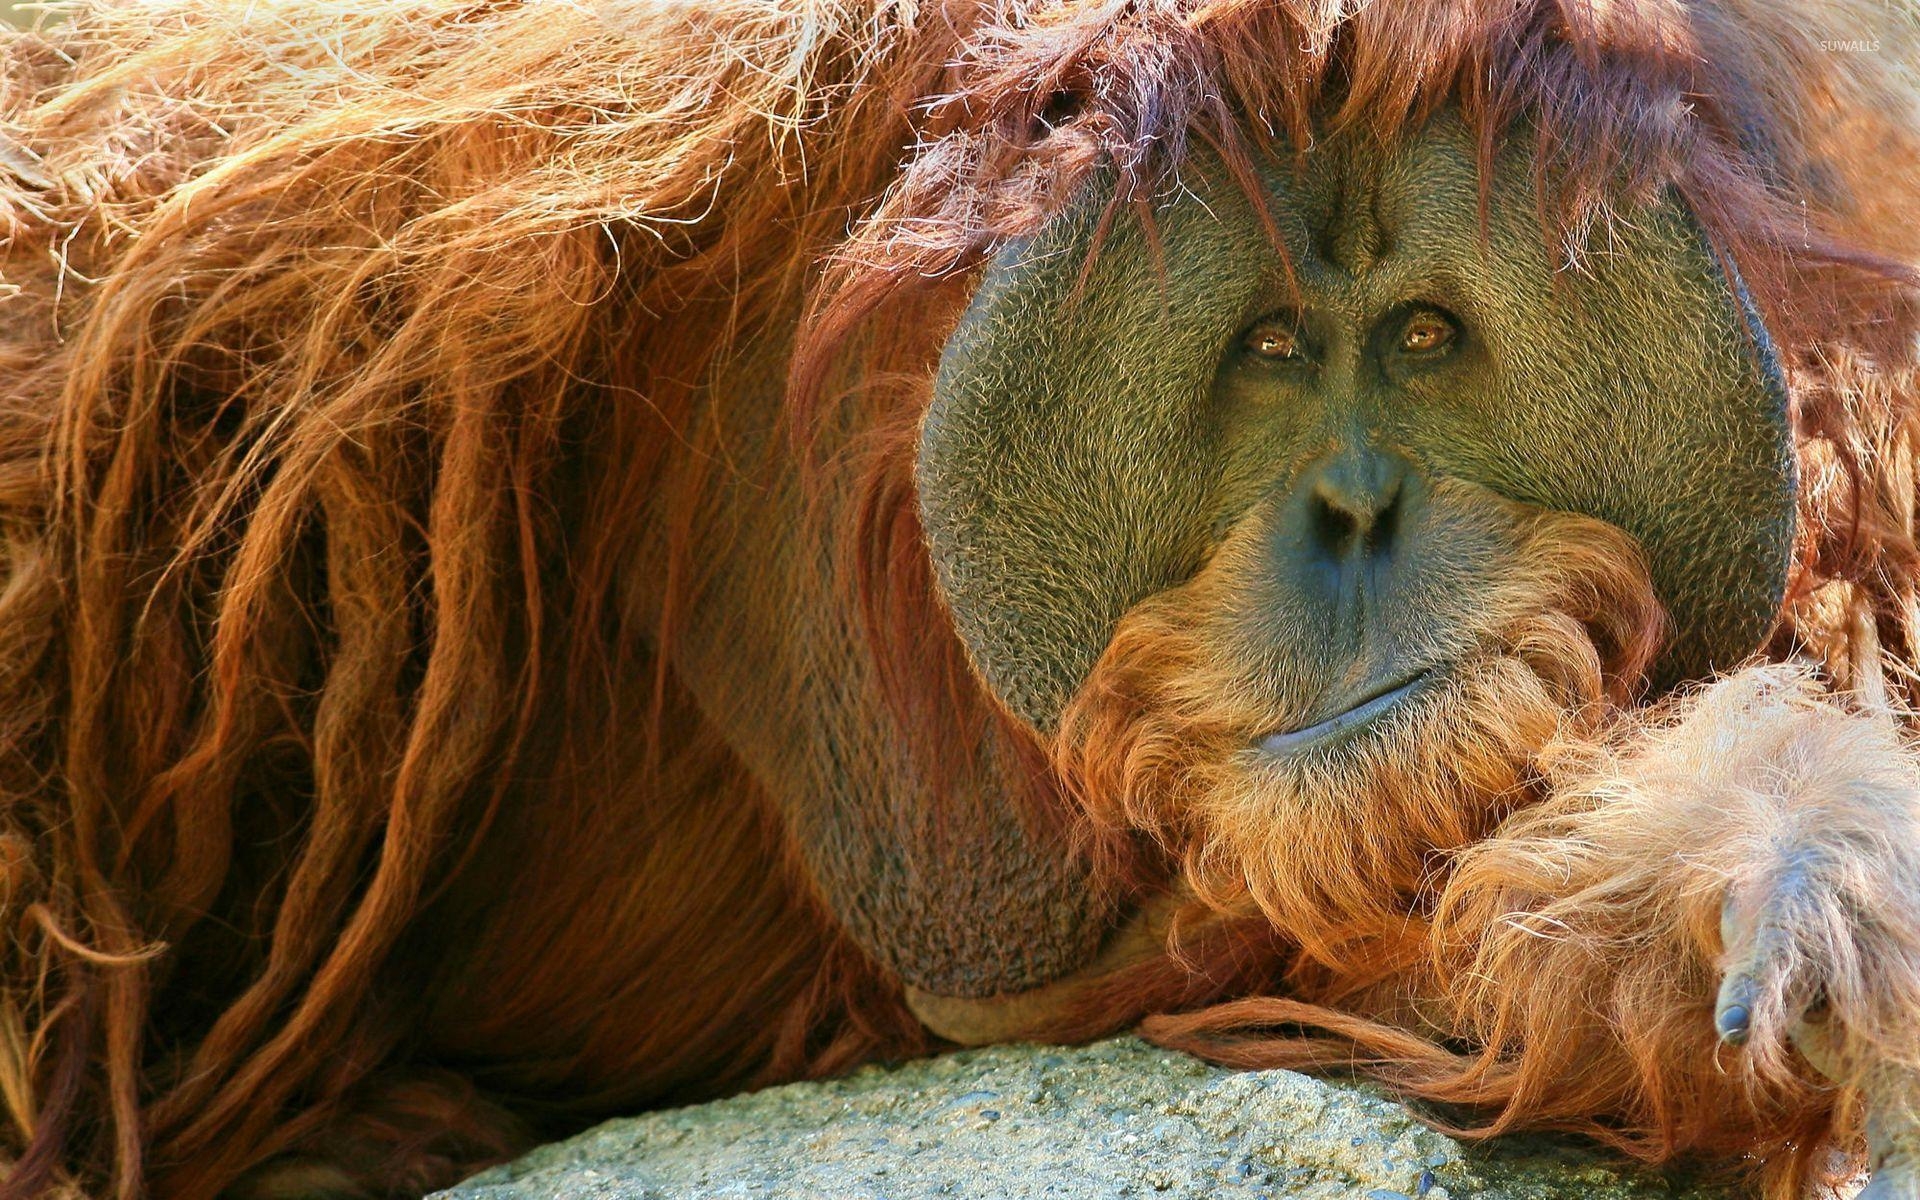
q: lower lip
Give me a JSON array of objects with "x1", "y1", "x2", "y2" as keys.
[{"x1": 1258, "y1": 672, "x2": 1431, "y2": 756}]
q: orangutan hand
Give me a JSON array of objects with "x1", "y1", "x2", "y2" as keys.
[{"x1": 1716, "y1": 836, "x2": 1920, "y2": 1199}]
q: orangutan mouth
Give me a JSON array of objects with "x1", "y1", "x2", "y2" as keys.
[{"x1": 1257, "y1": 670, "x2": 1435, "y2": 756}]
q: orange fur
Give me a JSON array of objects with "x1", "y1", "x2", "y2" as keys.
[
  {"x1": 1057, "y1": 490, "x2": 1664, "y2": 975},
  {"x1": 0, "y1": 1, "x2": 1917, "y2": 1197},
  {"x1": 1062, "y1": 495, "x2": 1903, "y2": 1196}
]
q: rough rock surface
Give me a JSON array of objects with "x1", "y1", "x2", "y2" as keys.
[
  {"x1": 439, "y1": 1038, "x2": 1738, "y2": 1200},
  {"x1": 439, "y1": 1036, "x2": 1743, "y2": 1198}
]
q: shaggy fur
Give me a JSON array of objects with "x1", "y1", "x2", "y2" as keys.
[
  {"x1": 1058, "y1": 491, "x2": 1920, "y2": 1195},
  {"x1": 0, "y1": 0, "x2": 1917, "y2": 1197},
  {"x1": 1057, "y1": 492, "x2": 1668, "y2": 973}
]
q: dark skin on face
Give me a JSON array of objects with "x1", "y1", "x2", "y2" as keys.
[
  {"x1": 873, "y1": 117, "x2": 1799, "y2": 1026},
  {"x1": 1231, "y1": 304, "x2": 1455, "y2": 752},
  {"x1": 919, "y1": 116, "x2": 1795, "y2": 753}
]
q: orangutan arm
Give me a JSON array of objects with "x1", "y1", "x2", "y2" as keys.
[{"x1": 1426, "y1": 663, "x2": 1920, "y2": 1190}]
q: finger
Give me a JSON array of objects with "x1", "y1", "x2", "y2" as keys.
[
  {"x1": 1862, "y1": 1059, "x2": 1920, "y2": 1198},
  {"x1": 1717, "y1": 863, "x2": 1825, "y2": 1048},
  {"x1": 1714, "y1": 974, "x2": 1754, "y2": 1045},
  {"x1": 1716, "y1": 906, "x2": 1799, "y2": 1047},
  {"x1": 1790, "y1": 1010, "x2": 1848, "y2": 1082}
]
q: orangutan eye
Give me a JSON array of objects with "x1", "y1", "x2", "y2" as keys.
[
  {"x1": 1399, "y1": 310, "x2": 1457, "y2": 355},
  {"x1": 1245, "y1": 320, "x2": 1305, "y2": 362}
]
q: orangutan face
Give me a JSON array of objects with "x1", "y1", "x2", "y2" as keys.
[
  {"x1": 915, "y1": 114, "x2": 1794, "y2": 920},
  {"x1": 918, "y1": 112, "x2": 1791, "y2": 729}
]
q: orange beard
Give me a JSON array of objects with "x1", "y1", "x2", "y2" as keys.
[{"x1": 1053, "y1": 490, "x2": 1667, "y2": 976}]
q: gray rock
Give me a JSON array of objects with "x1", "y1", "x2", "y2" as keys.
[{"x1": 437, "y1": 1037, "x2": 1738, "y2": 1200}]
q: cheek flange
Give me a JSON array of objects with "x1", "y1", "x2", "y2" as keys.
[
  {"x1": 917, "y1": 181, "x2": 1267, "y2": 732},
  {"x1": 919, "y1": 124, "x2": 1797, "y2": 730},
  {"x1": 1401, "y1": 185, "x2": 1796, "y2": 688}
]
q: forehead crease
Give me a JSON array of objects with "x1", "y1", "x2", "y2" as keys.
[
  {"x1": 1290, "y1": 252, "x2": 1443, "y2": 318},
  {"x1": 1262, "y1": 132, "x2": 1480, "y2": 313}
]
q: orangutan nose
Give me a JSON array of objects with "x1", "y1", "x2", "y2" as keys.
[{"x1": 1301, "y1": 444, "x2": 1416, "y2": 566}]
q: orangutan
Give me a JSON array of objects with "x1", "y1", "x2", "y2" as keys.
[{"x1": 0, "y1": 0, "x2": 1918, "y2": 1197}]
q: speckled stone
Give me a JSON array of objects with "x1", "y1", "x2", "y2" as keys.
[{"x1": 437, "y1": 1038, "x2": 1737, "y2": 1200}]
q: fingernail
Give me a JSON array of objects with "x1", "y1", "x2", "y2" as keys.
[{"x1": 1716, "y1": 1003, "x2": 1751, "y2": 1045}]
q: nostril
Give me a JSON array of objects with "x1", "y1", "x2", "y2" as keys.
[
  {"x1": 1301, "y1": 448, "x2": 1414, "y2": 562},
  {"x1": 1365, "y1": 483, "x2": 1402, "y2": 556},
  {"x1": 1310, "y1": 493, "x2": 1360, "y2": 557}
]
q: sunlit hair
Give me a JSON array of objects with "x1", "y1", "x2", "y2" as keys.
[
  {"x1": 1055, "y1": 494, "x2": 1665, "y2": 974},
  {"x1": 1048, "y1": 508, "x2": 1894, "y2": 1199},
  {"x1": 0, "y1": 0, "x2": 1915, "y2": 1196}
]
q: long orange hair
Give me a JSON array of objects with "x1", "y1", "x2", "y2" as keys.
[{"x1": 0, "y1": 1, "x2": 1915, "y2": 1196}]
